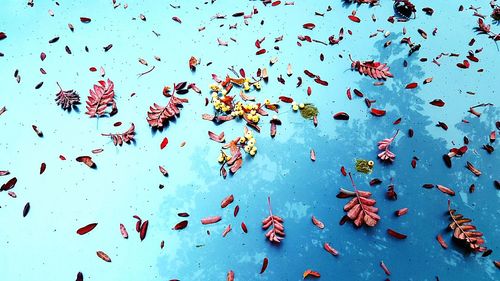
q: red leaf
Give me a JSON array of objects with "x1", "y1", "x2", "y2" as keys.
[
  {"x1": 159, "y1": 166, "x2": 168, "y2": 177},
  {"x1": 353, "y1": 88, "x2": 364, "y2": 97},
  {"x1": 314, "y1": 77, "x2": 328, "y2": 86},
  {"x1": 457, "y1": 60, "x2": 470, "y2": 69},
  {"x1": 395, "y1": 208, "x2": 408, "y2": 217},
  {"x1": 222, "y1": 224, "x2": 231, "y2": 237},
  {"x1": 234, "y1": 205, "x2": 240, "y2": 217},
  {"x1": 323, "y1": 242, "x2": 339, "y2": 256},
  {"x1": 80, "y1": 17, "x2": 91, "y2": 23},
  {"x1": 160, "y1": 137, "x2": 169, "y2": 149},
  {"x1": 260, "y1": 257, "x2": 268, "y2": 274},
  {"x1": 241, "y1": 222, "x2": 248, "y2": 233},
  {"x1": 333, "y1": 112, "x2": 349, "y2": 120},
  {"x1": 340, "y1": 166, "x2": 347, "y2": 176},
  {"x1": 436, "y1": 234, "x2": 448, "y2": 249},
  {"x1": 370, "y1": 108, "x2": 386, "y2": 116},
  {"x1": 303, "y1": 269, "x2": 321, "y2": 278},
  {"x1": 393, "y1": 118, "x2": 402, "y2": 125},
  {"x1": 429, "y1": 99, "x2": 445, "y2": 107},
  {"x1": 201, "y1": 216, "x2": 221, "y2": 225},
  {"x1": 96, "y1": 251, "x2": 111, "y2": 262},
  {"x1": 256, "y1": 49, "x2": 266, "y2": 55},
  {"x1": 436, "y1": 184, "x2": 455, "y2": 196},
  {"x1": 387, "y1": 228, "x2": 407, "y2": 239},
  {"x1": 139, "y1": 220, "x2": 148, "y2": 241},
  {"x1": 0, "y1": 32, "x2": 7, "y2": 40},
  {"x1": 310, "y1": 149, "x2": 316, "y2": 161},
  {"x1": 278, "y1": 96, "x2": 293, "y2": 103},
  {"x1": 380, "y1": 261, "x2": 391, "y2": 276},
  {"x1": 303, "y1": 23, "x2": 316, "y2": 30},
  {"x1": 348, "y1": 15, "x2": 361, "y2": 23},
  {"x1": 119, "y1": 223, "x2": 128, "y2": 239},
  {"x1": 40, "y1": 163, "x2": 46, "y2": 174},
  {"x1": 227, "y1": 270, "x2": 235, "y2": 281},
  {"x1": 221, "y1": 194, "x2": 234, "y2": 208},
  {"x1": 173, "y1": 220, "x2": 188, "y2": 230},
  {"x1": 77, "y1": 223, "x2": 97, "y2": 235},
  {"x1": 311, "y1": 215, "x2": 324, "y2": 229},
  {"x1": 208, "y1": 131, "x2": 225, "y2": 143},
  {"x1": 405, "y1": 82, "x2": 418, "y2": 89},
  {"x1": 346, "y1": 88, "x2": 352, "y2": 100}
]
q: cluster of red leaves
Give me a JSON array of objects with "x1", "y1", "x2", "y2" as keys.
[
  {"x1": 146, "y1": 82, "x2": 189, "y2": 129},
  {"x1": 475, "y1": 18, "x2": 500, "y2": 41},
  {"x1": 377, "y1": 130, "x2": 399, "y2": 162},
  {"x1": 448, "y1": 200, "x2": 488, "y2": 252},
  {"x1": 262, "y1": 197, "x2": 285, "y2": 243},
  {"x1": 337, "y1": 173, "x2": 380, "y2": 227},
  {"x1": 101, "y1": 123, "x2": 135, "y2": 146},
  {"x1": 349, "y1": 55, "x2": 393, "y2": 80},
  {"x1": 55, "y1": 82, "x2": 80, "y2": 111},
  {"x1": 218, "y1": 129, "x2": 250, "y2": 178},
  {"x1": 85, "y1": 79, "x2": 117, "y2": 117}
]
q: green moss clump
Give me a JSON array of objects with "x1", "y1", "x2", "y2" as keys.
[
  {"x1": 299, "y1": 103, "x2": 319, "y2": 120},
  {"x1": 355, "y1": 159, "x2": 374, "y2": 174}
]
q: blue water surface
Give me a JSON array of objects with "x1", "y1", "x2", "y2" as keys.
[{"x1": 0, "y1": 0, "x2": 499, "y2": 280}]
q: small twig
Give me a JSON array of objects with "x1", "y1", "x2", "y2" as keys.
[{"x1": 138, "y1": 66, "x2": 155, "y2": 78}]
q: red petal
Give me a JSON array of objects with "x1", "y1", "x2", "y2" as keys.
[
  {"x1": 160, "y1": 137, "x2": 169, "y2": 149},
  {"x1": 77, "y1": 223, "x2": 98, "y2": 235},
  {"x1": 405, "y1": 82, "x2": 418, "y2": 89},
  {"x1": 370, "y1": 108, "x2": 386, "y2": 116}
]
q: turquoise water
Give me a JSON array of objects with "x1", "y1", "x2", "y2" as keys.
[{"x1": 0, "y1": 0, "x2": 499, "y2": 280}]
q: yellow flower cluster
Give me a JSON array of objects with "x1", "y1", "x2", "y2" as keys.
[
  {"x1": 217, "y1": 150, "x2": 231, "y2": 163},
  {"x1": 291, "y1": 101, "x2": 305, "y2": 111},
  {"x1": 241, "y1": 130, "x2": 257, "y2": 156}
]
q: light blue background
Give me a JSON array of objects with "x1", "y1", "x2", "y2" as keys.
[{"x1": 0, "y1": 0, "x2": 499, "y2": 280}]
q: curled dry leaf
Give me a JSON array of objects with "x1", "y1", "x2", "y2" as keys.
[
  {"x1": 323, "y1": 242, "x2": 339, "y2": 256},
  {"x1": 208, "y1": 131, "x2": 225, "y2": 143},
  {"x1": 76, "y1": 156, "x2": 95, "y2": 168},
  {"x1": 303, "y1": 269, "x2": 321, "y2": 278}
]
